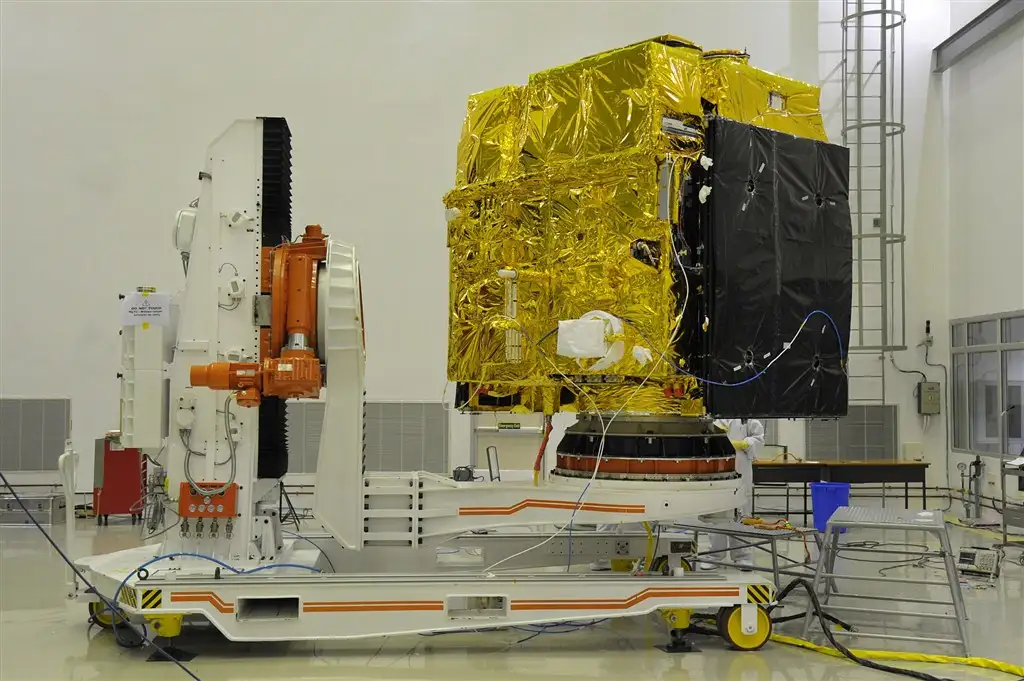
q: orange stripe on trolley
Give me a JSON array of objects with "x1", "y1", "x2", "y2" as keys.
[
  {"x1": 459, "y1": 499, "x2": 645, "y2": 516},
  {"x1": 170, "y1": 591, "x2": 234, "y2": 613},
  {"x1": 511, "y1": 587, "x2": 741, "y2": 611},
  {"x1": 304, "y1": 601, "x2": 444, "y2": 613}
]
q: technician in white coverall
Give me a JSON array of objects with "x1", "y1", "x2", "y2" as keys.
[{"x1": 700, "y1": 418, "x2": 764, "y2": 569}]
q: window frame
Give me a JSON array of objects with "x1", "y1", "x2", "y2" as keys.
[{"x1": 950, "y1": 309, "x2": 1024, "y2": 459}]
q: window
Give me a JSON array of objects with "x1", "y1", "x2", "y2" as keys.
[
  {"x1": 1006, "y1": 350, "x2": 1024, "y2": 456},
  {"x1": 968, "y1": 352, "x2": 999, "y2": 453},
  {"x1": 952, "y1": 354, "x2": 967, "y2": 449},
  {"x1": 951, "y1": 310, "x2": 1024, "y2": 458},
  {"x1": 967, "y1": 320, "x2": 998, "y2": 345},
  {"x1": 951, "y1": 324, "x2": 966, "y2": 348},
  {"x1": 1003, "y1": 316, "x2": 1024, "y2": 343}
]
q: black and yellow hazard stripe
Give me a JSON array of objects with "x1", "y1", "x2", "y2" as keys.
[
  {"x1": 141, "y1": 589, "x2": 163, "y2": 610},
  {"x1": 119, "y1": 588, "x2": 138, "y2": 608},
  {"x1": 746, "y1": 584, "x2": 774, "y2": 604}
]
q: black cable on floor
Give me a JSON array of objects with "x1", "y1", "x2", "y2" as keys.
[
  {"x1": 0, "y1": 469, "x2": 202, "y2": 681},
  {"x1": 684, "y1": 624, "x2": 720, "y2": 637},
  {"x1": 780, "y1": 577, "x2": 956, "y2": 681},
  {"x1": 695, "y1": 603, "x2": 853, "y2": 631},
  {"x1": 764, "y1": 579, "x2": 854, "y2": 631},
  {"x1": 768, "y1": 612, "x2": 853, "y2": 630}
]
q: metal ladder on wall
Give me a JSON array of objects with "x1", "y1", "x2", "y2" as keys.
[
  {"x1": 841, "y1": 0, "x2": 908, "y2": 406},
  {"x1": 802, "y1": 507, "x2": 970, "y2": 655}
]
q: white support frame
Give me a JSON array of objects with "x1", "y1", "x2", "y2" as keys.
[
  {"x1": 71, "y1": 118, "x2": 772, "y2": 645},
  {"x1": 77, "y1": 543, "x2": 774, "y2": 643}
]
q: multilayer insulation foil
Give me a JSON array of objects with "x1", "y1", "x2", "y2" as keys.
[{"x1": 444, "y1": 35, "x2": 842, "y2": 417}]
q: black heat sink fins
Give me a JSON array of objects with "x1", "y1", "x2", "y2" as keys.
[
  {"x1": 259, "y1": 116, "x2": 293, "y2": 248},
  {"x1": 681, "y1": 118, "x2": 852, "y2": 418},
  {"x1": 257, "y1": 117, "x2": 292, "y2": 479},
  {"x1": 257, "y1": 398, "x2": 289, "y2": 480}
]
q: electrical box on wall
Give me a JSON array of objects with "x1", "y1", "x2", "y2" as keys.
[{"x1": 917, "y1": 381, "x2": 941, "y2": 415}]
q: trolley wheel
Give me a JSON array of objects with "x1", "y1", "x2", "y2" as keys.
[
  {"x1": 88, "y1": 601, "x2": 125, "y2": 630},
  {"x1": 715, "y1": 606, "x2": 730, "y2": 636},
  {"x1": 720, "y1": 605, "x2": 772, "y2": 651},
  {"x1": 679, "y1": 557, "x2": 693, "y2": 572}
]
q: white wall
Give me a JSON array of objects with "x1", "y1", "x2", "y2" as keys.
[
  {"x1": 944, "y1": 12, "x2": 1024, "y2": 504},
  {"x1": 811, "y1": 1, "x2": 1024, "y2": 508},
  {"x1": 947, "y1": 20, "x2": 1024, "y2": 320},
  {"x1": 879, "y1": 0, "x2": 957, "y2": 489},
  {"x1": 878, "y1": 3, "x2": 1024, "y2": 505},
  {"x1": 1, "y1": 1, "x2": 815, "y2": 488},
  {"x1": 809, "y1": 0, "x2": 953, "y2": 483},
  {"x1": 950, "y1": 0, "x2": 1001, "y2": 32},
  {"x1": 853, "y1": 0, "x2": 1024, "y2": 504}
]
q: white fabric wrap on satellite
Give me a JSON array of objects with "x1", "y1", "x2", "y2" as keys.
[{"x1": 556, "y1": 310, "x2": 650, "y2": 370}]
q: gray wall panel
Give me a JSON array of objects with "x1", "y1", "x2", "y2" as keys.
[
  {"x1": 0, "y1": 401, "x2": 23, "y2": 470},
  {"x1": 805, "y1": 405, "x2": 898, "y2": 461},
  {"x1": 0, "y1": 398, "x2": 72, "y2": 471},
  {"x1": 287, "y1": 401, "x2": 447, "y2": 474}
]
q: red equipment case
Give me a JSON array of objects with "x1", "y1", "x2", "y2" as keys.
[{"x1": 92, "y1": 434, "x2": 145, "y2": 525}]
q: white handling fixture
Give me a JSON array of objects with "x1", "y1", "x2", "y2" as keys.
[{"x1": 71, "y1": 119, "x2": 775, "y2": 650}]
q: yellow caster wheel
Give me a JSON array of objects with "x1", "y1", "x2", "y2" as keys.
[
  {"x1": 650, "y1": 556, "x2": 691, "y2": 575},
  {"x1": 719, "y1": 605, "x2": 772, "y2": 651},
  {"x1": 88, "y1": 600, "x2": 125, "y2": 630}
]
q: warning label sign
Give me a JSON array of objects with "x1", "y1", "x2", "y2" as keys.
[{"x1": 120, "y1": 291, "x2": 170, "y2": 327}]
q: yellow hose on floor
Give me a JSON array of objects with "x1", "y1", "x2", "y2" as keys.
[
  {"x1": 770, "y1": 633, "x2": 1024, "y2": 678},
  {"x1": 944, "y1": 514, "x2": 1008, "y2": 541}
]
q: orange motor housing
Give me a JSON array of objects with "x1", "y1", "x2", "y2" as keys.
[{"x1": 189, "y1": 224, "x2": 328, "y2": 407}]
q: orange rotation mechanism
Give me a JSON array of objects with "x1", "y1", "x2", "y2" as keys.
[{"x1": 190, "y1": 224, "x2": 328, "y2": 407}]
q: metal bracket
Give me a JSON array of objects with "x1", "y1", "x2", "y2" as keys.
[
  {"x1": 254, "y1": 295, "x2": 271, "y2": 327},
  {"x1": 932, "y1": 0, "x2": 1024, "y2": 73},
  {"x1": 740, "y1": 602, "x2": 757, "y2": 634}
]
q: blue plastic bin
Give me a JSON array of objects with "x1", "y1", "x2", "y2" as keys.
[{"x1": 809, "y1": 482, "x2": 850, "y2": 533}]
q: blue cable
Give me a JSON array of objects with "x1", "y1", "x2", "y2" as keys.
[
  {"x1": 0, "y1": 469, "x2": 203, "y2": 680},
  {"x1": 281, "y1": 530, "x2": 337, "y2": 571},
  {"x1": 661, "y1": 309, "x2": 846, "y2": 388},
  {"x1": 108, "y1": 552, "x2": 321, "y2": 617},
  {"x1": 565, "y1": 310, "x2": 844, "y2": 570},
  {"x1": 242, "y1": 562, "x2": 324, "y2": 575}
]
